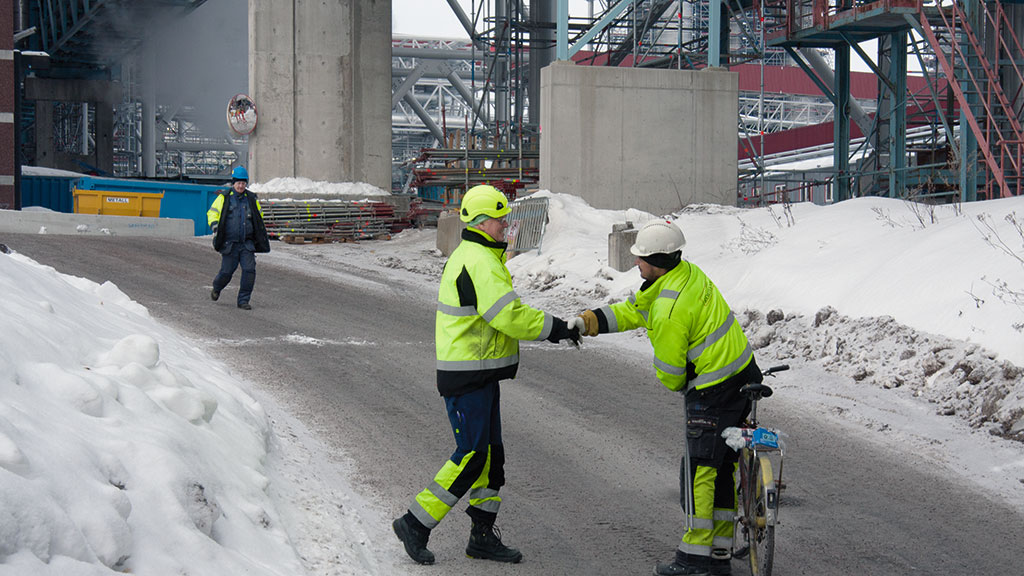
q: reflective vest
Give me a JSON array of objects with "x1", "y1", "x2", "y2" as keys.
[
  {"x1": 435, "y1": 228, "x2": 554, "y2": 396},
  {"x1": 599, "y1": 261, "x2": 752, "y2": 393}
]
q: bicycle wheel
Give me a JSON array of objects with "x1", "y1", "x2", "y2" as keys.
[{"x1": 746, "y1": 455, "x2": 776, "y2": 576}]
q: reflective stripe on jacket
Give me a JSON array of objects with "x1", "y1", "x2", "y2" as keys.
[
  {"x1": 435, "y1": 228, "x2": 553, "y2": 396},
  {"x1": 598, "y1": 262, "x2": 752, "y2": 393}
]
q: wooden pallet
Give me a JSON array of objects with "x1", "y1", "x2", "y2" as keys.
[
  {"x1": 280, "y1": 234, "x2": 330, "y2": 245},
  {"x1": 277, "y1": 233, "x2": 392, "y2": 244}
]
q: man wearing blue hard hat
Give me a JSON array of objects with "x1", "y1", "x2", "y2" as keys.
[{"x1": 207, "y1": 165, "x2": 270, "y2": 310}]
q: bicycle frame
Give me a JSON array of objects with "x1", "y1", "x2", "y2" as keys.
[{"x1": 734, "y1": 364, "x2": 788, "y2": 576}]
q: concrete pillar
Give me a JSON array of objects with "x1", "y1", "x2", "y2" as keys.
[
  {"x1": 249, "y1": 0, "x2": 391, "y2": 190},
  {"x1": 249, "y1": 0, "x2": 294, "y2": 180}
]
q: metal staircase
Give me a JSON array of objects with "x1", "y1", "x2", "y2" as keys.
[{"x1": 915, "y1": 0, "x2": 1024, "y2": 198}]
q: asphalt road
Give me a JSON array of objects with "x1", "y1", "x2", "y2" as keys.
[{"x1": 6, "y1": 233, "x2": 1022, "y2": 576}]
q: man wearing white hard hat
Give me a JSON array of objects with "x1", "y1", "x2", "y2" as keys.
[{"x1": 574, "y1": 219, "x2": 762, "y2": 576}]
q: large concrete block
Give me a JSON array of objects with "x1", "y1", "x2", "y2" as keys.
[
  {"x1": 608, "y1": 222, "x2": 638, "y2": 272},
  {"x1": 436, "y1": 211, "x2": 466, "y2": 257},
  {"x1": 540, "y1": 62, "x2": 738, "y2": 215}
]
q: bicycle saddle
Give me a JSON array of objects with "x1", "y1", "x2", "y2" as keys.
[{"x1": 740, "y1": 382, "x2": 773, "y2": 398}]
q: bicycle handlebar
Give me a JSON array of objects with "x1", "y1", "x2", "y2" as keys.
[{"x1": 762, "y1": 364, "x2": 790, "y2": 377}]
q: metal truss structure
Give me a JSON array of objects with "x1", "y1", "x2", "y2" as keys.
[{"x1": 738, "y1": 92, "x2": 876, "y2": 132}]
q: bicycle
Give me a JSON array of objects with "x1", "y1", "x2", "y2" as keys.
[{"x1": 728, "y1": 364, "x2": 789, "y2": 576}]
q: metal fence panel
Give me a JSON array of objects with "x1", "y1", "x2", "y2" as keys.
[{"x1": 506, "y1": 197, "x2": 549, "y2": 253}]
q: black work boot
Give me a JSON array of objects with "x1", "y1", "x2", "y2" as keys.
[
  {"x1": 654, "y1": 550, "x2": 710, "y2": 576},
  {"x1": 466, "y1": 521, "x2": 523, "y2": 563},
  {"x1": 210, "y1": 288, "x2": 220, "y2": 301},
  {"x1": 393, "y1": 513, "x2": 435, "y2": 565},
  {"x1": 709, "y1": 548, "x2": 732, "y2": 575}
]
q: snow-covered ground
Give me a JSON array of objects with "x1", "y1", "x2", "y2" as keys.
[{"x1": 0, "y1": 191, "x2": 1022, "y2": 574}]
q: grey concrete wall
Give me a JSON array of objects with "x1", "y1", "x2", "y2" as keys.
[
  {"x1": 248, "y1": 0, "x2": 391, "y2": 191},
  {"x1": 539, "y1": 61, "x2": 738, "y2": 215},
  {"x1": 0, "y1": 209, "x2": 193, "y2": 237}
]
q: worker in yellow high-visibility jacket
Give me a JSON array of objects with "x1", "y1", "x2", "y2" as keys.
[
  {"x1": 393, "y1": 185, "x2": 580, "y2": 566},
  {"x1": 574, "y1": 219, "x2": 762, "y2": 576}
]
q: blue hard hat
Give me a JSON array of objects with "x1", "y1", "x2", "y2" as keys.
[{"x1": 231, "y1": 166, "x2": 249, "y2": 181}]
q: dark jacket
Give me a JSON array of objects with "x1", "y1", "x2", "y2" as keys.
[{"x1": 209, "y1": 189, "x2": 270, "y2": 253}]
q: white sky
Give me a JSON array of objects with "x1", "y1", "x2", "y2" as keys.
[
  {"x1": 393, "y1": 0, "x2": 622, "y2": 40},
  {"x1": 1, "y1": 190, "x2": 1023, "y2": 574}
]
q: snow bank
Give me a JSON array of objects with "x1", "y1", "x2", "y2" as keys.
[{"x1": 0, "y1": 253, "x2": 304, "y2": 574}]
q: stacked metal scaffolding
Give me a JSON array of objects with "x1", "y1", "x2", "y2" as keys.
[{"x1": 261, "y1": 201, "x2": 399, "y2": 241}]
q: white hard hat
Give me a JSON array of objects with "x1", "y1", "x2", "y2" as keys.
[{"x1": 630, "y1": 220, "x2": 686, "y2": 257}]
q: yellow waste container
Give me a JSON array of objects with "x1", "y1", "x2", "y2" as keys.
[{"x1": 73, "y1": 189, "x2": 163, "y2": 218}]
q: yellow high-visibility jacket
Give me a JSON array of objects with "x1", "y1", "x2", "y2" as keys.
[
  {"x1": 435, "y1": 227, "x2": 554, "y2": 396},
  {"x1": 595, "y1": 261, "x2": 752, "y2": 393}
]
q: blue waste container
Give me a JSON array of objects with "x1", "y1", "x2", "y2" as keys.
[
  {"x1": 21, "y1": 175, "x2": 78, "y2": 213},
  {"x1": 76, "y1": 177, "x2": 227, "y2": 236}
]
